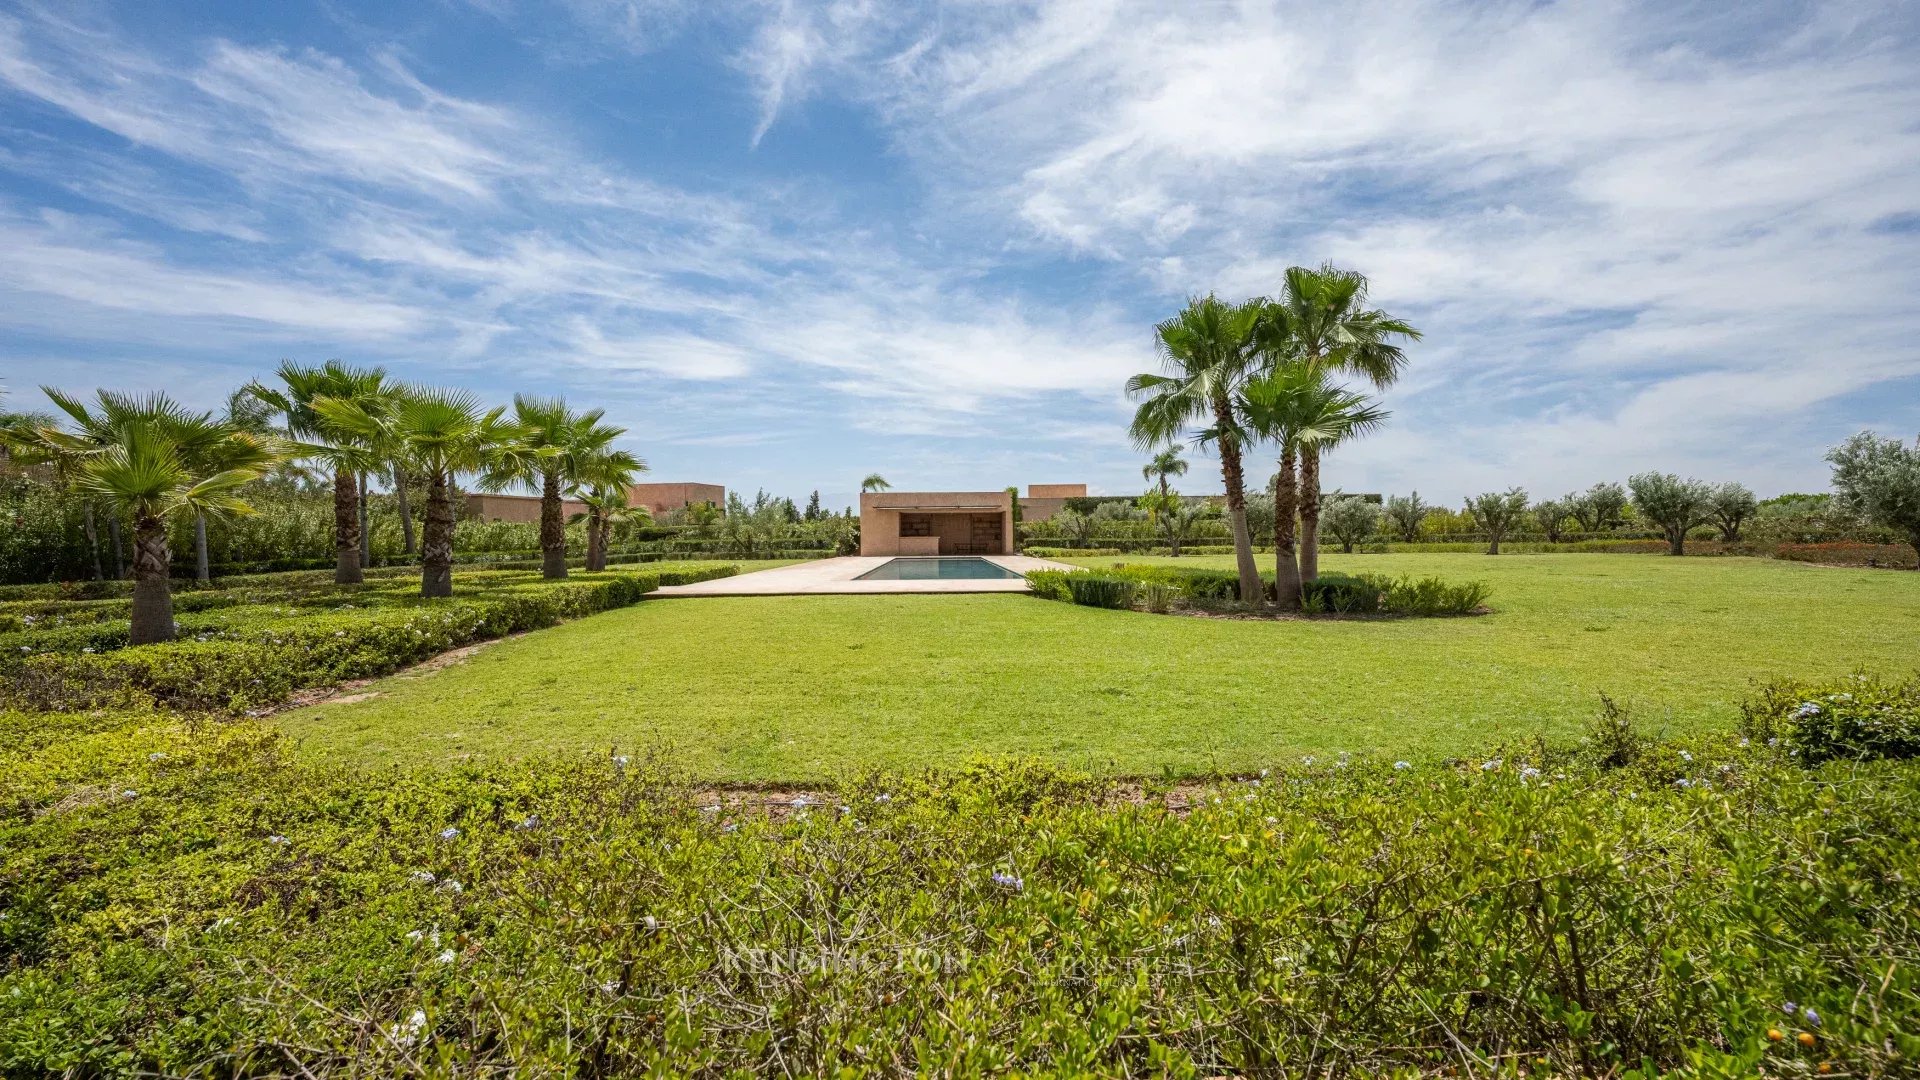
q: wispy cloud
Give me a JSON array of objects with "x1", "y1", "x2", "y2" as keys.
[{"x1": 1, "y1": 0, "x2": 1916, "y2": 499}]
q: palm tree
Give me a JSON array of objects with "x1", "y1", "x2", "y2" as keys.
[
  {"x1": 860, "y1": 473, "x2": 891, "y2": 494},
  {"x1": 1255, "y1": 265, "x2": 1419, "y2": 582},
  {"x1": 1128, "y1": 295, "x2": 1264, "y2": 603},
  {"x1": 48, "y1": 394, "x2": 281, "y2": 642},
  {"x1": 1142, "y1": 448, "x2": 1188, "y2": 502},
  {"x1": 4, "y1": 388, "x2": 105, "y2": 579},
  {"x1": 318, "y1": 388, "x2": 515, "y2": 598},
  {"x1": 244, "y1": 361, "x2": 392, "y2": 584},
  {"x1": 482, "y1": 396, "x2": 625, "y2": 580},
  {"x1": 1233, "y1": 365, "x2": 1390, "y2": 608},
  {"x1": 570, "y1": 448, "x2": 648, "y2": 572}
]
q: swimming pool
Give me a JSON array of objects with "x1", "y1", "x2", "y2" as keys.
[{"x1": 855, "y1": 557, "x2": 1026, "y2": 581}]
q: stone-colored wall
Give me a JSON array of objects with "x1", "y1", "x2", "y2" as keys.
[
  {"x1": 1027, "y1": 483, "x2": 1087, "y2": 498},
  {"x1": 464, "y1": 483, "x2": 724, "y2": 523},
  {"x1": 860, "y1": 491, "x2": 1013, "y2": 556},
  {"x1": 629, "y1": 482, "x2": 725, "y2": 514},
  {"x1": 465, "y1": 493, "x2": 587, "y2": 523}
]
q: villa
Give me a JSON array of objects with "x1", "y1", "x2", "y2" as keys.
[
  {"x1": 860, "y1": 489, "x2": 1015, "y2": 556},
  {"x1": 466, "y1": 482, "x2": 724, "y2": 523}
]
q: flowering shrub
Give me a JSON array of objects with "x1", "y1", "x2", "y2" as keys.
[
  {"x1": 1740, "y1": 672, "x2": 1920, "y2": 763},
  {"x1": 2, "y1": 712, "x2": 1915, "y2": 1076}
]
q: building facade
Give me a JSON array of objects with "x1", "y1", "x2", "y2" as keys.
[
  {"x1": 466, "y1": 482, "x2": 724, "y2": 523},
  {"x1": 859, "y1": 490, "x2": 1015, "y2": 556}
]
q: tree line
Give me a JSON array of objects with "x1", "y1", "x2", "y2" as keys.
[{"x1": 1, "y1": 364, "x2": 652, "y2": 643}]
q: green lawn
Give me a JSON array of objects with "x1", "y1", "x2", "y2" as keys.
[{"x1": 275, "y1": 553, "x2": 1920, "y2": 780}]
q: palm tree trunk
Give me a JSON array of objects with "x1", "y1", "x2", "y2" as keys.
[
  {"x1": 128, "y1": 511, "x2": 175, "y2": 645},
  {"x1": 421, "y1": 469, "x2": 454, "y2": 598},
  {"x1": 193, "y1": 512, "x2": 211, "y2": 583},
  {"x1": 586, "y1": 513, "x2": 607, "y2": 572},
  {"x1": 107, "y1": 513, "x2": 126, "y2": 580},
  {"x1": 1273, "y1": 446, "x2": 1302, "y2": 610},
  {"x1": 358, "y1": 470, "x2": 372, "y2": 569},
  {"x1": 1211, "y1": 393, "x2": 1263, "y2": 604},
  {"x1": 394, "y1": 465, "x2": 416, "y2": 555},
  {"x1": 540, "y1": 469, "x2": 567, "y2": 579},
  {"x1": 82, "y1": 500, "x2": 103, "y2": 581},
  {"x1": 334, "y1": 467, "x2": 363, "y2": 584},
  {"x1": 1298, "y1": 445, "x2": 1322, "y2": 582}
]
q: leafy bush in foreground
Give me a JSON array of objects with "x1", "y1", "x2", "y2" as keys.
[
  {"x1": 1740, "y1": 671, "x2": 1920, "y2": 764},
  {"x1": 2, "y1": 711, "x2": 1915, "y2": 1077}
]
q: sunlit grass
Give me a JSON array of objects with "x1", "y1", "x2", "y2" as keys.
[{"x1": 276, "y1": 553, "x2": 1920, "y2": 781}]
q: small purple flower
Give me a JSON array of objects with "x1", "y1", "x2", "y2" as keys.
[
  {"x1": 1804, "y1": 1006, "x2": 1820, "y2": 1027},
  {"x1": 1783, "y1": 1001, "x2": 1798, "y2": 1015},
  {"x1": 990, "y1": 872, "x2": 1024, "y2": 892},
  {"x1": 438, "y1": 826, "x2": 459, "y2": 841}
]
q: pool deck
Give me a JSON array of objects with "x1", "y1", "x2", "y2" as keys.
[{"x1": 651, "y1": 555, "x2": 1077, "y2": 597}]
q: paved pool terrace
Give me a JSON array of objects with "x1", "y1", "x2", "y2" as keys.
[{"x1": 650, "y1": 555, "x2": 1077, "y2": 596}]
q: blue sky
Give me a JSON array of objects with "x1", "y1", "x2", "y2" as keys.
[{"x1": 2, "y1": 0, "x2": 1916, "y2": 509}]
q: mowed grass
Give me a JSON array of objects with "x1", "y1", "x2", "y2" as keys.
[{"x1": 275, "y1": 553, "x2": 1920, "y2": 780}]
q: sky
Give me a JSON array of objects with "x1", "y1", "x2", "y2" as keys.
[{"x1": 0, "y1": 0, "x2": 1916, "y2": 509}]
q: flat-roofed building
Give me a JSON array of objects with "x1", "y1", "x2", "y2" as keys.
[
  {"x1": 859, "y1": 490, "x2": 1014, "y2": 556},
  {"x1": 466, "y1": 482, "x2": 725, "y2": 522}
]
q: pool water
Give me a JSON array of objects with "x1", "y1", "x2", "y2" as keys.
[{"x1": 856, "y1": 557, "x2": 1025, "y2": 581}]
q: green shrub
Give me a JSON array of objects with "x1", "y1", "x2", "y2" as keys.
[
  {"x1": 1023, "y1": 569, "x2": 1075, "y2": 601},
  {"x1": 1368, "y1": 574, "x2": 1491, "y2": 616},
  {"x1": 3, "y1": 712, "x2": 1918, "y2": 1077},
  {"x1": 0, "y1": 566, "x2": 742, "y2": 713},
  {"x1": 1141, "y1": 581, "x2": 1182, "y2": 614},
  {"x1": 1300, "y1": 572, "x2": 1382, "y2": 614},
  {"x1": 1065, "y1": 575, "x2": 1137, "y2": 609},
  {"x1": 1022, "y1": 546, "x2": 1123, "y2": 558},
  {"x1": 1740, "y1": 672, "x2": 1920, "y2": 763}
]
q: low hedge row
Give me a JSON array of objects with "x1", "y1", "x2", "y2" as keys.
[
  {"x1": 1, "y1": 566, "x2": 740, "y2": 713},
  {"x1": 1028, "y1": 565, "x2": 1490, "y2": 616},
  {"x1": 3, "y1": 698, "x2": 1917, "y2": 1075}
]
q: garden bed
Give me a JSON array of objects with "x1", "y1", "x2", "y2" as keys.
[{"x1": 3, "y1": 680, "x2": 1917, "y2": 1076}]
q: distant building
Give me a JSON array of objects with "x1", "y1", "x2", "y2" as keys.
[
  {"x1": 465, "y1": 482, "x2": 724, "y2": 523},
  {"x1": 860, "y1": 491, "x2": 1014, "y2": 556}
]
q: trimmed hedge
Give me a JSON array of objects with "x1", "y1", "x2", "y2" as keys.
[
  {"x1": 1063, "y1": 575, "x2": 1137, "y2": 609},
  {"x1": 1, "y1": 566, "x2": 740, "y2": 713}
]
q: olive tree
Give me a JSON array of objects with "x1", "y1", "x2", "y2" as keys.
[
  {"x1": 1628, "y1": 472, "x2": 1714, "y2": 555},
  {"x1": 1569, "y1": 482, "x2": 1628, "y2": 533},
  {"x1": 1531, "y1": 498, "x2": 1571, "y2": 543},
  {"x1": 1827, "y1": 432, "x2": 1920, "y2": 568},
  {"x1": 1465, "y1": 488, "x2": 1529, "y2": 554},
  {"x1": 1384, "y1": 492, "x2": 1428, "y2": 543},
  {"x1": 1708, "y1": 482, "x2": 1758, "y2": 542},
  {"x1": 1321, "y1": 495, "x2": 1382, "y2": 553}
]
